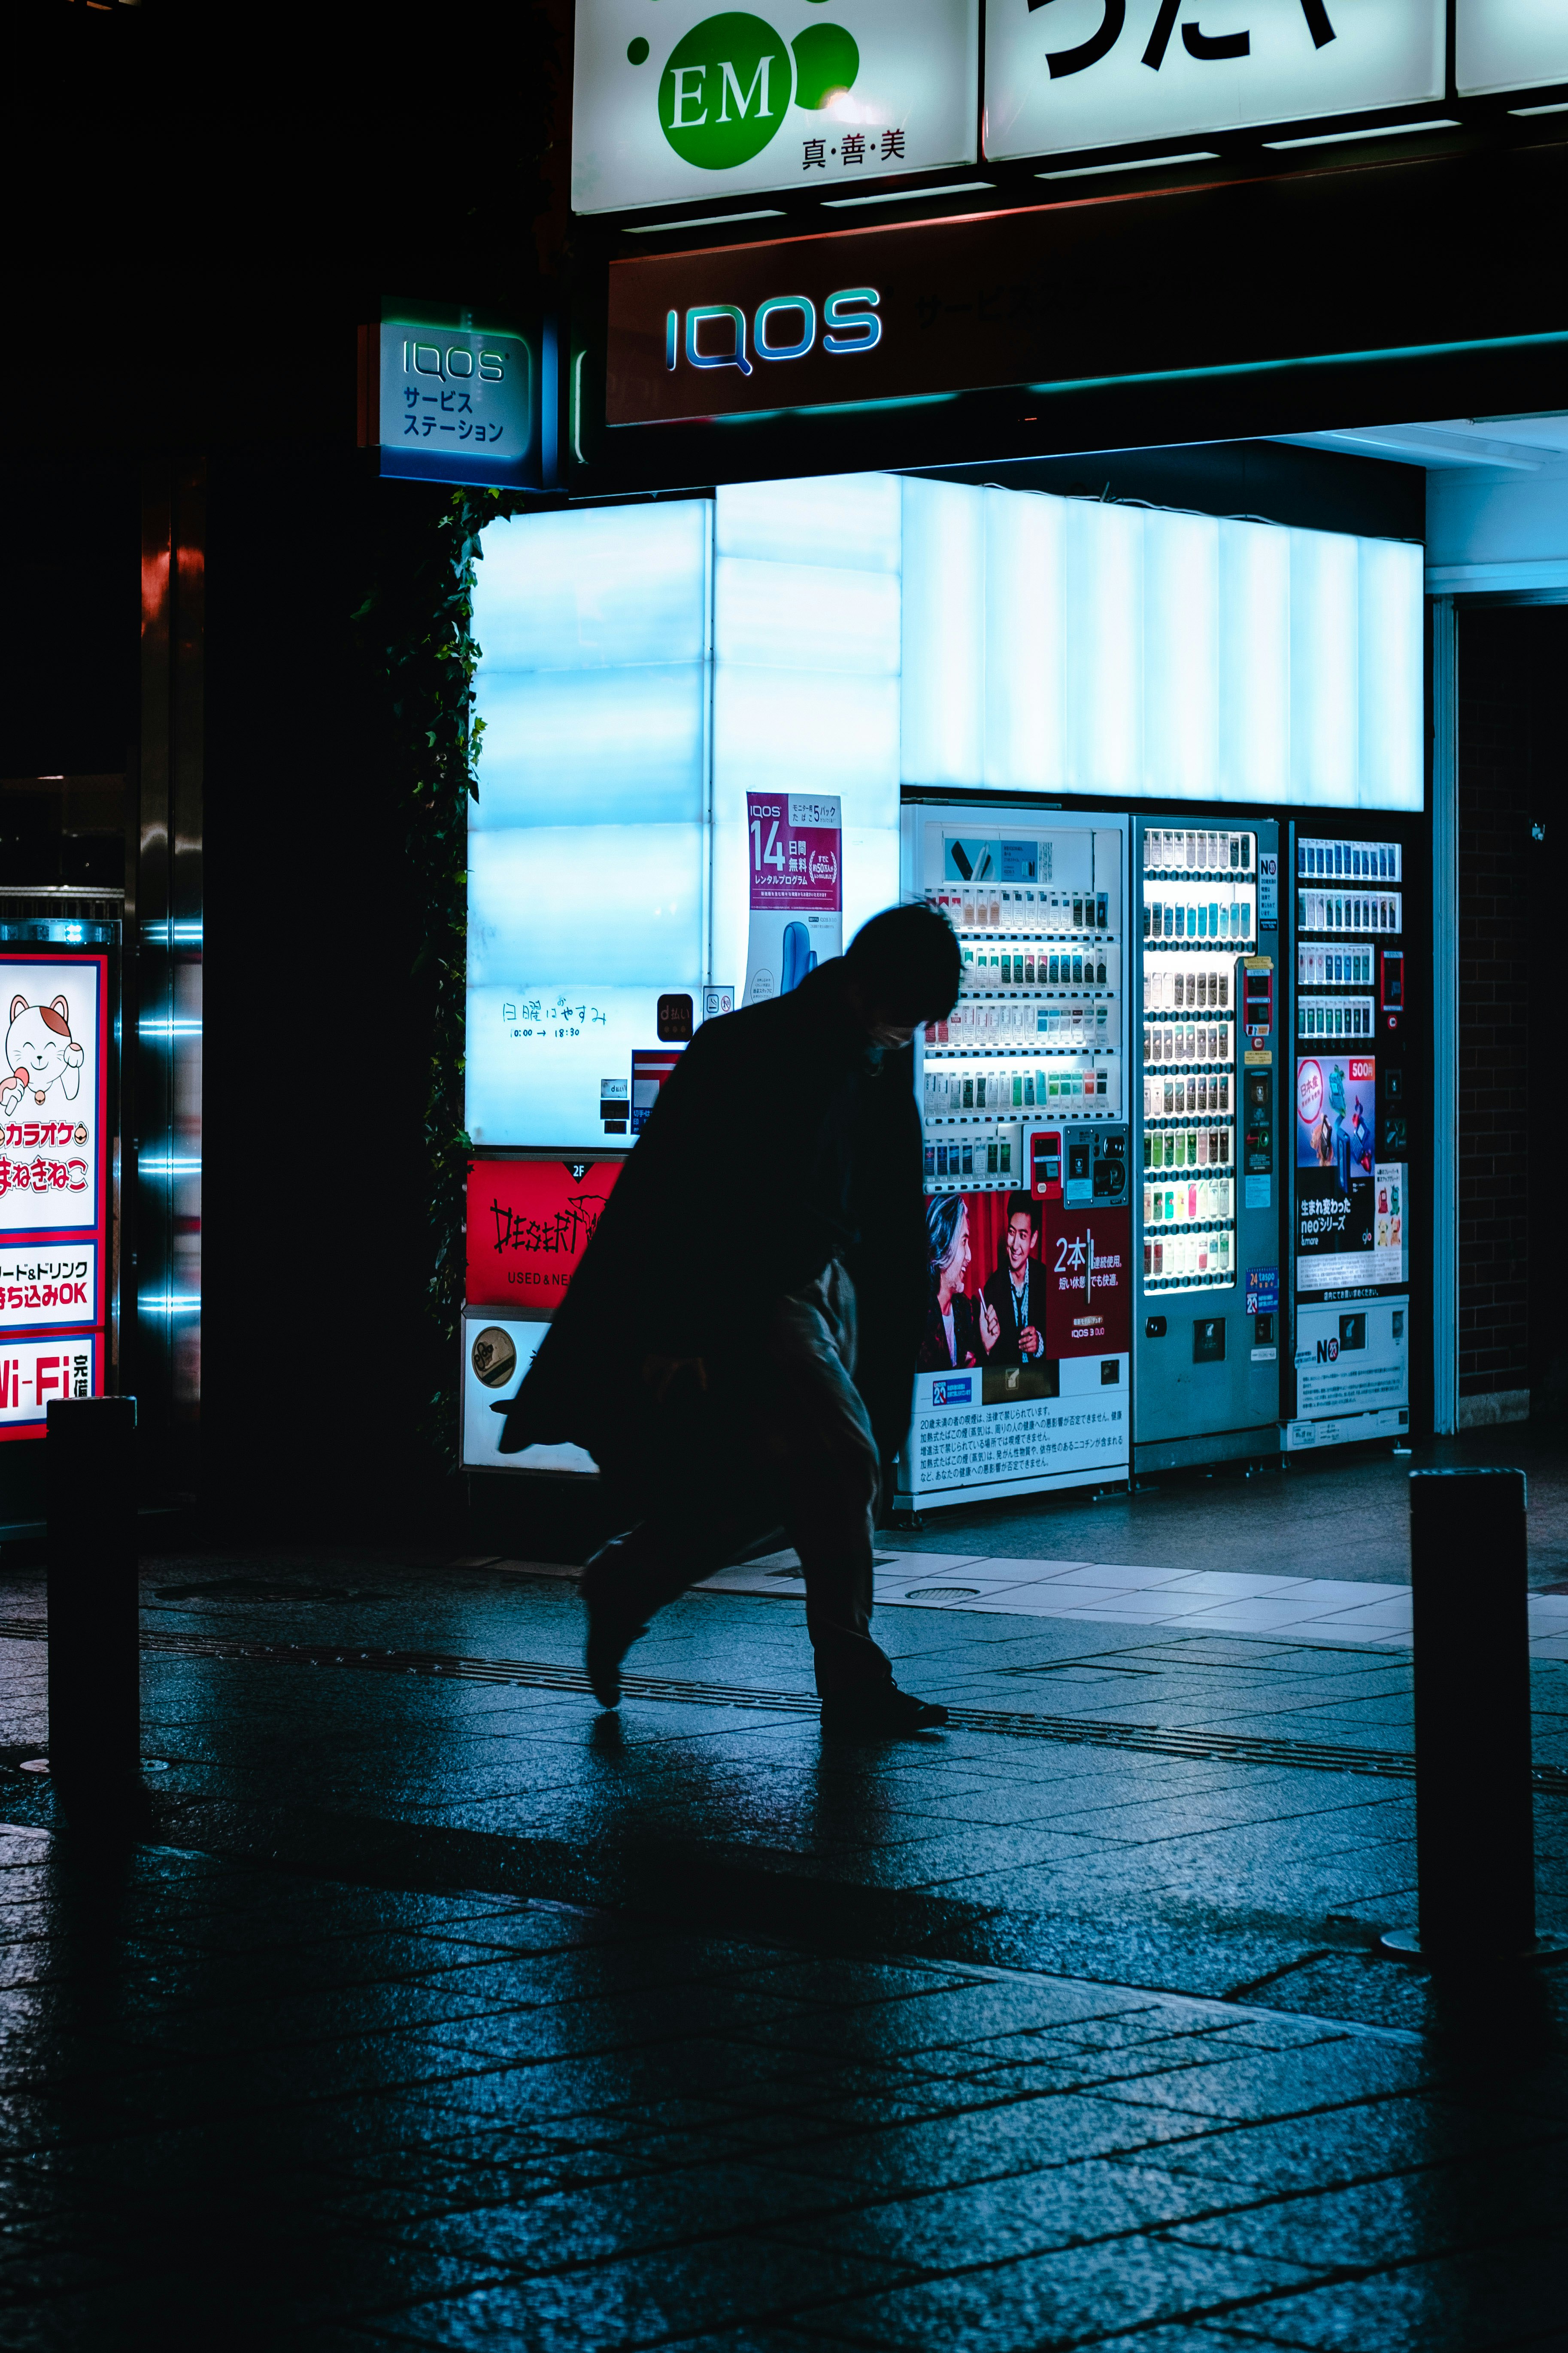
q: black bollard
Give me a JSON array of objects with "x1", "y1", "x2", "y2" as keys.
[
  {"x1": 1388, "y1": 1468, "x2": 1535, "y2": 1962},
  {"x1": 46, "y1": 1397, "x2": 140, "y2": 1811}
]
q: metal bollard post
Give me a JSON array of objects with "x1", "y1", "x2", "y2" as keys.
[
  {"x1": 1384, "y1": 1467, "x2": 1541, "y2": 1963},
  {"x1": 46, "y1": 1397, "x2": 140, "y2": 1812}
]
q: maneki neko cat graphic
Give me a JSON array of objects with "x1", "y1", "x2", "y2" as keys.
[{"x1": 1, "y1": 995, "x2": 84, "y2": 1118}]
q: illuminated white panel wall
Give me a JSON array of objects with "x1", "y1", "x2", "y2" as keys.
[
  {"x1": 1218, "y1": 519, "x2": 1290, "y2": 807},
  {"x1": 1065, "y1": 496, "x2": 1143, "y2": 797},
  {"x1": 1141, "y1": 507, "x2": 1218, "y2": 803},
  {"x1": 713, "y1": 475, "x2": 902, "y2": 988},
  {"x1": 1356, "y1": 537, "x2": 1424, "y2": 813},
  {"x1": 897, "y1": 479, "x2": 1420, "y2": 811},
  {"x1": 982, "y1": 488, "x2": 1064, "y2": 793},
  {"x1": 900, "y1": 480, "x2": 984, "y2": 789},
  {"x1": 468, "y1": 501, "x2": 710, "y2": 1144},
  {"x1": 1289, "y1": 526, "x2": 1360, "y2": 809}
]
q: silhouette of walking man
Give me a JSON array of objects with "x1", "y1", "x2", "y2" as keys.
[{"x1": 497, "y1": 902, "x2": 961, "y2": 1735}]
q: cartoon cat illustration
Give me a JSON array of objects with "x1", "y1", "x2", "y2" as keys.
[{"x1": 2, "y1": 996, "x2": 84, "y2": 1118}]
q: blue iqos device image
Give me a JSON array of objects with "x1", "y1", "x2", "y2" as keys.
[{"x1": 781, "y1": 922, "x2": 816, "y2": 994}]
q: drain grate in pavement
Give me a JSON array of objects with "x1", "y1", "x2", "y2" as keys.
[{"x1": 1, "y1": 1615, "x2": 1564, "y2": 1795}]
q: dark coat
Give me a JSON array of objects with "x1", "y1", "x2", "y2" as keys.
[
  {"x1": 496, "y1": 959, "x2": 927, "y2": 1480},
  {"x1": 982, "y1": 1261, "x2": 1046, "y2": 1366},
  {"x1": 916, "y1": 1288, "x2": 989, "y2": 1374}
]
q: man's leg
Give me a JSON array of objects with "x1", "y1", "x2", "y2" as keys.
[
  {"x1": 762, "y1": 1267, "x2": 946, "y2": 1731},
  {"x1": 582, "y1": 1375, "x2": 776, "y2": 1707}
]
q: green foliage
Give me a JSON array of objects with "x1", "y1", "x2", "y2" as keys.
[{"x1": 353, "y1": 484, "x2": 522, "y2": 1473}]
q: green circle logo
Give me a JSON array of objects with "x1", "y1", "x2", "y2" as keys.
[
  {"x1": 661, "y1": 13, "x2": 792, "y2": 170},
  {"x1": 791, "y1": 21, "x2": 858, "y2": 109}
]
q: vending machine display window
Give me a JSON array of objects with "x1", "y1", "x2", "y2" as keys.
[
  {"x1": 919, "y1": 825, "x2": 1124, "y2": 1195},
  {"x1": 901, "y1": 808, "x2": 1131, "y2": 1509},
  {"x1": 1287, "y1": 835, "x2": 1411, "y2": 1454},
  {"x1": 1137, "y1": 828, "x2": 1256, "y2": 1295}
]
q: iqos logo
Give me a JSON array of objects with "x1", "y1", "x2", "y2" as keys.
[{"x1": 664, "y1": 287, "x2": 881, "y2": 377}]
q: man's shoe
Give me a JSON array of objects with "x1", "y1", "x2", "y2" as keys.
[
  {"x1": 820, "y1": 1684, "x2": 949, "y2": 1737},
  {"x1": 582, "y1": 1583, "x2": 644, "y2": 1710}
]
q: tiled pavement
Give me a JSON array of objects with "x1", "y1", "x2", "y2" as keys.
[
  {"x1": 696, "y1": 1551, "x2": 1568, "y2": 1659},
  {"x1": 0, "y1": 1537, "x2": 1565, "y2": 2348}
]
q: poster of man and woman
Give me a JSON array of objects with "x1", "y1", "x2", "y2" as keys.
[{"x1": 920, "y1": 1190, "x2": 1047, "y2": 1373}]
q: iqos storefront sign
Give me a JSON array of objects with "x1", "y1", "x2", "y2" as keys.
[
  {"x1": 571, "y1": 0, "x2": 980, "y2": 213},
  {"x1": 669, "y1": 287, "x2": 881, "y2": 376}
]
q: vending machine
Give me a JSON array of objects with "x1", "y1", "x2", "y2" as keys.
[
  {"x1": 899, "y1": 805, "x2": 1131, "y2": 1510},
  {"x1": 1131, "y1": 819, "x2": 1283, "y2": 1473},
  {"x1": 1284, "y1": 831, "x2": 1412, "y2": 1452}
]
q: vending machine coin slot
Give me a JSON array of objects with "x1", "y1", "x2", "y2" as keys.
[
  {"x1": 1145, "y1": 1315, "x2": 1167, "y2": 1339},
  {"x1": 1031, "y1": 1128, "x2": 1063, "y2": 1201},
  {"x1": 1381, "y1": 949, "x2": 1404, "y2": 1023},
  {"x1": 1193, "y1": 1317, "x2": 1226, "y2": 1364},
  {"x1": 1064, "y1": 1131, "x2": 1094, "y2": 1207}
]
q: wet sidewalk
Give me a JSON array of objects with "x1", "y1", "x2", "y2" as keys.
[{"x1": 1, "y1": 1513, "x2": 1565, "y2": 2349}]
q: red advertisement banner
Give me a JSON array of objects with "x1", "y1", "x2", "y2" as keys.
[{"x1": 466, "y1": 1157, "x2": 624, "y2": 1312}]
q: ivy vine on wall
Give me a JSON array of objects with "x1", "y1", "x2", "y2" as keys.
[{"x1": 354, "y1": 483, "x2": 527, "y2": 1471}]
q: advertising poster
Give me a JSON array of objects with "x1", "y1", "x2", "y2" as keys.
[
  {"x1": 466, "y1": 1157, "x2": 624, "y2": 1313},
  {"x1": 1296, "y1": 1053, "x2": 1376, "y2": 1294},
  {"x1": 1293, "y1": 1296, "x2": 1409, "y2": 1421},
  {"x1": 1374, "y1": 1162, "x2": 1408, "y2": 1286},
  {"x1": 0, "y1": 956, "x2": 106, "y2": 1244},
  {"x1": 744, "y1": 793, "x2": 841, "y2": 1004},
  {"x1": 460, "y1": 1312, "x2": 599, "y2": 1476},
  {"x1": 905, "y1": 1187, "x2": 1128, "y2": 1498},
  {"x1": 918, "y1": 1190, "x2": 1130, "y2": 1371},
  {"x1": 0, "y1": 1330, "x2": 100, "y2": 1440},
  {"x1": 572, "y1": 0, "x2": 979, "y2": 214},
  {"x1": 0, "y1": 1246, "x2": 97, "y2": 1331}
]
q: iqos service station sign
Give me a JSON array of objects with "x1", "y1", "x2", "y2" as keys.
[
  {"x1": 571, "y1": 0, "x2": 979, "y2": 213},
  {"x1": 985, "y1": 0, "x2": 1444, "y2": 161}
]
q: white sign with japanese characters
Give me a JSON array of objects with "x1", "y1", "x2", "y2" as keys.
[
  {"x1": 571, "y1": 0, "x2": 978, "y2": 214},
  {"x1": 986, "y1": 0, "x2": 1445, "y2": 161},
  {"x1": 0, "y1": 959, "x2": 102, "y2": 1240},
  {"x1": 0, "y1": 1246, "x2": 97, "y2": 1332},
  {"x1": 0, "y1": 1332, "x2": 98, "y2": 1432},
  {"x1": 1456, "y1": 0, "x2": 1568, "y2": 94},
  {"x1": 377, "y1": 325, "x2": 532, "y2": 480}
]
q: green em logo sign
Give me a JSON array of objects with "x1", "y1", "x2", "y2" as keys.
[{"x1": 630, "y1": 9, "x2": 861, "y2": 170}]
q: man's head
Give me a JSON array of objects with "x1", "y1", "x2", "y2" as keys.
[
  {"x1": 844, "y1": 902, "x2": 962, "y2": 1047},
  {"x1": 1004, "y1": 1193, "x2": 1037, "y2": 1277}
]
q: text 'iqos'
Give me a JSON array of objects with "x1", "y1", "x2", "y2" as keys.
[{"x1": 664, "y1": 288, "x2": 881, "y2": 377}]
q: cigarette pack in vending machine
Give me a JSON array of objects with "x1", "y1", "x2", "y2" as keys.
[
  {"x1": 898, "y1": 806, "x2": 1130, "y2": 1509},
  {"x1": 1131, "y1": 819, "x2": 1283, "y2": 1472},
  {"x1": 1285, "y1": 832, "x2": 1413, "y2": 1453}
]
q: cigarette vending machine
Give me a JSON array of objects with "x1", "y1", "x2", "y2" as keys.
[
  {"x1": 1284, "y1": 831, "x2": 1412, "y2": 1452},
  {"x1": 1131, "y1": 818, "x2": 1283, "y2": 1473},
  {"x1": 899, "y1": 805, "x2": 1131, "y2": 1510}
]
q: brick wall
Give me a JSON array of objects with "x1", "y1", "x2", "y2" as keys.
[{"x1": 1454, "y1": 607, "x2": 1564, "y2": 1404}]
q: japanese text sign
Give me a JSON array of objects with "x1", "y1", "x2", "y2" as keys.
[
  {"x1": 744, "y1": 794, "x2": 843, "y2": 1003},
  {"x1": 373, "y1": 325, "x2": 536, "y2": 489},
  {"x1": 0, "y1": 1331, "x2": 100, "y2": 1436},
  {"x1": 572, "y1": 0, "x2": 978, "y2": 214},
  {"x1": 986, "y1": 0, "x2": 1444, "y2": 162},
  {"x1": 746, "y1": 794, "x2": 842, "y2": 913},
  {"x1": 466, "y1": 1157, "x2": 624, "y2": 1313},
  {"x1": 0, "y1": 956, "x2": 106, "y2": 1251}
]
